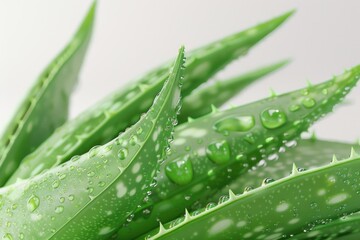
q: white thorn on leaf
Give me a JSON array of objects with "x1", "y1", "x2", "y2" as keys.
[
  {"x1": 228, "y1": 189, "x2": 236, "y2": 200},
  {"x1": 350, "y1": 147, "x2": 359, "y2": 158},
  {"x1": 211, "y1": 104, "x2": 218, "y2": 113},
  {"x1": 291, "y1": 163, "x2": 299, "y2": 175},
  {"x1": 159, "y1": 222, "x2": 166, "y2": 233},
  {"x1": 331, "y1": 154, "x2": 338, "y2": 163},
  {"x1": 184, "y1": 209, "x2": 191, "y2": 220}
]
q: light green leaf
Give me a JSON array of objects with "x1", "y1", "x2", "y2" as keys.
[
  {"x1": 0, "y1": 47, "x2": 184, "y2": 239},
  {"x1": 0, "y1": 2, "x2": 95, "y2": 186}
]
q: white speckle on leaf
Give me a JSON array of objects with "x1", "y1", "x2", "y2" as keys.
[
  {"x1": 132, "y1": 163, "x2": 141, "y2": 174},
  {"x1": 116, "y1": 182, "x2": 127, "y2": 198},
  {"x1": 136, "y1": 175, "x2": 143, "y2": 182},
  {"x1": 129, "y1": 189, "x2": 136, "y2": 196},
  {"x1": 276, "y1": 202, "x2": 289, "y2": 212},
  {"x1": 99, "y1": 226, "x2": 113, "y2": 235},
  {"x1": 236, "y1": 220, "x2": 246, "y2": 227},
  {"x1": 208, "y1": 219, "x2": 233, "y2": 236},
  {"x1": 288, "y1": 218, "x2": 300, "y2": 224},
  {"x1": 180, "y1": 128, "x2": 207, "y2": 138},
  {"x1": 172, "y1": 138, "x2": 186, "y2": 146},
  {"x1": 318, "y1": 189, "x2": 326, "y2": 196},
  {"x1": 327, "y1": 193, "x2": 348, "y2": 205}
]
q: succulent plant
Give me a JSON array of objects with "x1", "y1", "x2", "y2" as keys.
[{"x1": 1, "y1": 2, "x2": 359, "y2": 240}]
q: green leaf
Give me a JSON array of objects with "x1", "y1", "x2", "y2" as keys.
[
  {"x1": 213, "y1": 138, "x2": 359, "y2": 201},
  {"x1": 143, "y1": 149, "x2": 360, "y2": 240},
  {"x1": 6, "y1": 11, "x2": 293, "y2": 186},
  {"x1": 178, "y1": 59, "x2": 289, "y2": 123},
  {"x1": 0, "y1": 2, "x2": 95, "y2": 186},
  {"x1": 115, "y1": 65, "x2": 360, "y2": 239},
  {"x1": 0, "y1": 47, "x2": 184, "y2": 239},
  {"x1": 292, "y1": 212, "x2": 360, "y2": 239}
]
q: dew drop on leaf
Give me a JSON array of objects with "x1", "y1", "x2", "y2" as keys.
[
  {"x1": 260, "y1": 108, "x2": 287, "y2": 129},
  {"x1": 206, "y1": 141, "x2": 231, "y2": 165},
  {"x1": 289, "y1": 104, "x2": 300, "y2": 112},
  {"x1": 263, "y1": 178, "x2": 275, "y2": 185},
  {"x1": 302, "y1": 97, "x2": 316, "y2": 108},
  {"x1": 2, "y1": 233, "x2": 13, "y2": 240},
  {"x1": 214, "y1": 116, "x2": 255, "y2": 133},
  {"x1": 55, "y1": 206, "x2": 64, "y2": 214},
  {"x1": 165, "y1": 156, "x2": 194, "y2": 185},
  {"x1": 118, "y1": 148, "x2": 128, "y2": 160},
  {"x1": 206, "y1": 202, "x2": 217, "y2": 210},
  {"x1": 27, "y1": 195, "x2": 40, "y2": 212}
]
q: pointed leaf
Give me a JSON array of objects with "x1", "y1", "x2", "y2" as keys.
[
  {"x1": 0, "y1": 3, "x2": 95, "y2": 186},
  {"x1": 144, "y1": 151, "x2": 360, "y2": 239},
  {"x1": 214, "y1": 139, "x2": 359, "y2": 200},
  {"x1": 6, "y1": 11, "x2": 293, "y2": 185},
  {"x1": 0, "y1": 47, "x2": 184, "y2": 239},
  {"x1": 115, "y1": 65, "x2": 360, "y2": 239},
  {"x1": 178, "y1": 59, "x2": 289, "y2": 123}
]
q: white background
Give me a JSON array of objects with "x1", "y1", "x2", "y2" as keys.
[{"x1": 0, "y1": 1, "x2": 359, "y2": 143}]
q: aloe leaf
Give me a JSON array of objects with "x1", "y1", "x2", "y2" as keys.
[
  {"x1": 213, "y1": 138, "x2": 359, "y2": 201},
  {"x1": 292, "y1": 212, "x2": 360, "y2": 239},
  {"x1": 0, "y1": 47, "x2": 184, "y2": 239},
  {"x1": 143, "y1": 149, "x2": 360, "y2": 240},
  {"x1": 0, "y1": 3, "x2": 95, "y2": 186},
  {"x1": 115, "y1": 66, "x2": 360, "y2": 239},
  {"x1": 178, "y1": 59, "x2": 289, "y2": 123},
  {"x1": 5, "y1": 11, "x2": 293, "y2": 186}
]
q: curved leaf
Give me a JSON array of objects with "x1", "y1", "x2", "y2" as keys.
[
  {"x1": 0, "y1": 2, "x2": 95, "y2": 186},
  {"x1": 0, "y1": 47, "x2": 184, "y2": 239},
  {"x1": 144, "y1": 150, "x2": 360, "y2": 240},
  {"x1": 6, "y1": 11, "x2": 293, "y2": 185},
  {"x1": 115, "y1": 65, "x2": 360, "y2": 239},
  {"x1": 213, "y1": 138, "x2": 359, "y2": 201},
  {"x1": 178, "y1": 59, "x2": 289, "y2": 123}
]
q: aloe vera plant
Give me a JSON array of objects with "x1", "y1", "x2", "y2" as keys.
[
  {"x1": 115, "y1": 65, "x2": 360, "y2": 239},
  {"x1": 5, "y1": 11, "x2": 292, "y2": 186},
  {"x1": 1, "y1": 2, "x2": 360, "y2": 240},
  {"x1": 0, "y1": 3, "x2": 95, "y2": 186}
]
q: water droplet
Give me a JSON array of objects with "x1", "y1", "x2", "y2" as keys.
[
  {"x1": 98, "y1": 181, "x2": 106, "y2": 187},
  {"x1": 302, "y1": 97, "x2": 316, "y2": 108},
  {"x1": 130, "y1": 135, "x2": 138, "y2": 146},
  {"x1": 260, "y1": 108, "x2": 287, "y2": 129},
  {"x1": 59, "y1": 197, "x2": 65, "y2": 203},
  {"x1": 55, "y1": 206, "x2": 64, "y2": 214},
  {"x1": 165, "y1": 156, "x2": 193, "y2": 185},
  {"x1": 27, "y1": 195, "x2": 40, "y2": 212},
  {"x1": 89, "y1": 146, "x2": 100, "y2": 157},
  {"x1": 118, "y1": 148, "x2": 128, "y2": 160},
  {"x1": 214, "y1": 116, "x2": 255, "y2": 133},
  {"x1": 59, "y1": 174, "x2": 66, "y2": 180},
  {"x1": 206, "y1": 202, "x2": 217, "y2": 210},
  {"x1": 87, "y1": 171, "x2": 95, "y2": 177},
  {"x1": 52, "y1": 180, "x2": 60, "y2": 189},
  {"x1": 218, "y1": 195, "x2": 229, "y2": 204},
  {"x1": 289, "y1": 104, "x2": 300, "y2": 112},
  {"x1": 263, "y1": 178, "x2": 275, "y2": 185},
  {"x1": 2, "y1": 233, "x2": 13, "y2": 240},
  {"x1": 86, "y1": 187, "x2": 94, "y2": 194},
  {"x1": 206, "y1": 141, "x2": 231, "y2": 165},
  {"x1": 68, "y1": 195, "x2": 75, "y2": 201},
  {"x1": 265, "y1": 137, "x2": 275, "y2": 144},
  {"x1": 244, "y1": 133, "x2": 256, "y2": 144},
  {"x1": 235, "y1": 154, "x2": 246, "y2": 161},
  {"x1": 70, "y1": 155, "x2": 80, "y2": 162}
]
